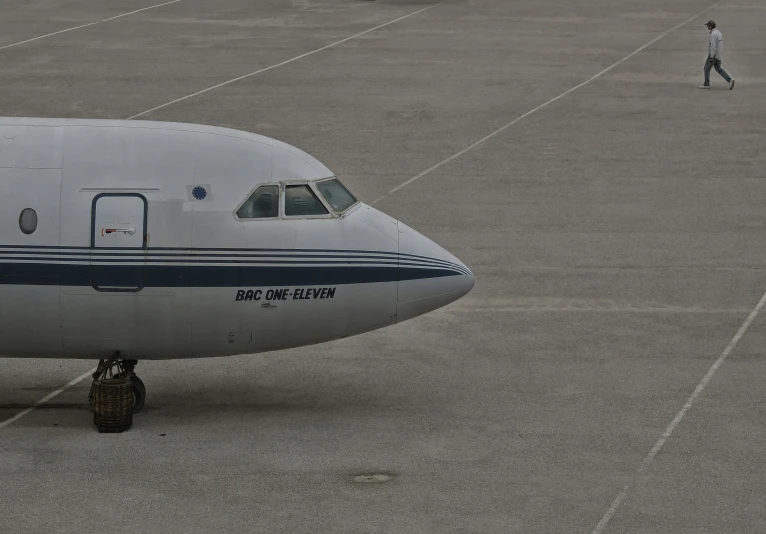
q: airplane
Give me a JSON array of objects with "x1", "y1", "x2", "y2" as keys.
[{"x1": 0, "y1": 117, "x2": 475, "y2": 413}]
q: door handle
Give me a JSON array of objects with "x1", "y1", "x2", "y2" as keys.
[{"x1": 102, "y1": 227, "x2": 136, "y2": 236}]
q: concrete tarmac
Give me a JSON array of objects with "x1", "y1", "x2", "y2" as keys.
[{"x1": 1, "y1": 1, "x2": 765, "y2": 532}]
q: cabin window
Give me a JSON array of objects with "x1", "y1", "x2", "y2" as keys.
[
  {"x1": 19, "y1": 208, "x2": 37, "y2": 235},
  {"x1": 285, "y1": 185, "x2": 328, "y2": 216},
  {"x1": 237, "y1": 185, "x2": 279, "y2": 219},
  {"x1": 316, "y1": 178, "x2": 358, "y2": 213}
]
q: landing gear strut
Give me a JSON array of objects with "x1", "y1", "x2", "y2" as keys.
[{"x1": 89, "y1": 354, "x2": 146, "y2": 414}]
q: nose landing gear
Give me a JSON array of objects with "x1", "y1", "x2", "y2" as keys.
[{"x1": 89, "y1": 354, "x2": 146, "y2": 414}]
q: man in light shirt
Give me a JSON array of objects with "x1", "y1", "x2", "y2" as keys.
[{"x1": 699, "y1": 20, "x2": 735, "y2": 90}]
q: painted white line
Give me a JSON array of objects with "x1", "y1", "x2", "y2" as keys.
[
  {"x1": 127, "y1": 4, "x2": 439, "y2": 119},
  {"x1": 447, "y1": 307, "x2": 752, "y2": 314},
  {"x1": 371, "y1": 0, "x2": 725, "y2": 205},
  {"x1": 0, "y1": 0, "x2": 185, "y2": 51},
  {"x1": 0, "y1": 368, "x2": 95, "y2": 431},
  {"x1": 591, "y1": 288, "x2": 766, "y2": 534}
]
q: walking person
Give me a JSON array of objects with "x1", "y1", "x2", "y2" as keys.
[{"x1": 699, "y1": 20, "x2": 735, "y2": 90}]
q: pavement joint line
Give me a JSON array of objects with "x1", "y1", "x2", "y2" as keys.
[
  {"x1": 126, "y1": 4, "x2": 439, "y2": 120},
  {"x1": 0, "y1": 0, "x2": 186, "y2": 51},
  {"x1": 0, "y1": 368, "x2": 96, "y2": 431},
  {"x1": 371, "y1": 0, "x2": 726, "y2": 205},
  {"x1": 590, "y1": 287, "x2": 766, "y2": 534}
]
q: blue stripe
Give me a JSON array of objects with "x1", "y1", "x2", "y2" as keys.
[
  {"x1": 0, "y1": 245, "x2": 460, "y2": 267},
  {"x1": 0, "y1": 251, "x2": 469, "y2": 275},
  {"x1": 0, "y1": 245, "x2": 402, "y2": 254},
  {"x1": 0, "y1": 263, "x2": 463, "y2": 288},
  {"x1": 0, "y1": 257, "x2": 467, "y2": 275},
  {"x1": 2, "y1": 256, "x2": 398, "y2": 266},
  {"x1": 0, "y1": 258, "x2": 469, "y2": 276},
  {"x1": 0, "y1": 251, "x2": 456, "y2": 264}
]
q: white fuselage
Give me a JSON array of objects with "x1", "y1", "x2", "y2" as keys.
[{"x1": 0, "y1": 118, "x2": 474, "y2": 360}]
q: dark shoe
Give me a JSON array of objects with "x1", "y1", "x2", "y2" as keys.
[{"x1": 729, "y1": 79, "x2": 735, "y2": 90}]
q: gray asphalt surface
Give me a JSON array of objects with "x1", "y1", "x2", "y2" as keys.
[{"x1": 1, "y1": 1, "x2": 765, "y2": 532}]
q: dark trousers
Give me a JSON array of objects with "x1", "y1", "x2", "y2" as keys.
[{"x1": 704, "y1": 56, "x2": 732, "y2": 86}]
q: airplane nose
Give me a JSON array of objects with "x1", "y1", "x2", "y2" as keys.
[{"x1": 397, "y1": 220, "x2": 475, "y2": 323}]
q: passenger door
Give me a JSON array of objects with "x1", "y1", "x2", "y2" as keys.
[{"x1": 90, "y1": 193, "x2": 147, "y2": 291}]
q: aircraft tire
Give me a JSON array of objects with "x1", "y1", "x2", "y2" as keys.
[{"x1": 129, "y1": 375, "x2": 146, "y2": 414}]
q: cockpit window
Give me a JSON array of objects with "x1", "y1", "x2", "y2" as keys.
[
  {"x1": 316, "y1": 178, "x2": 358, "y2": 213},
  {"x1": 237, "y1": 185, "x2": 279, "y2": 219},
  {"x1": 285, "y1": 185, "x2": 328, "y2": 216}
]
